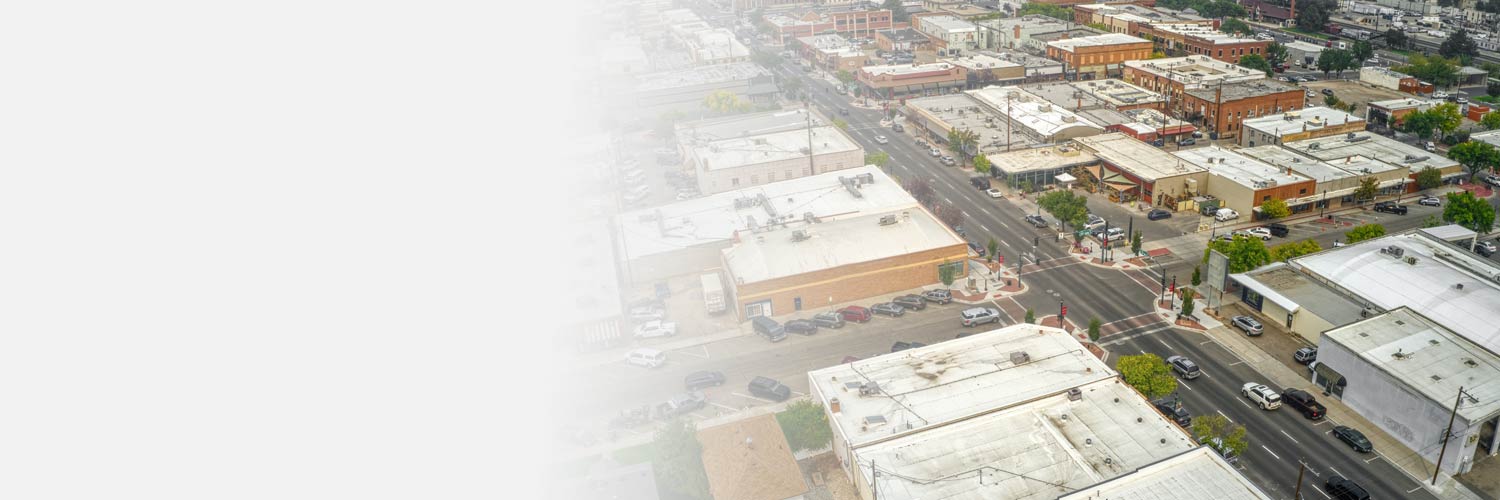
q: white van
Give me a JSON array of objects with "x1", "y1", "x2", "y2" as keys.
[
  {"x1": 626, "y1": 348, "x2": 666, "y2": 368},
  {"x1": 1215, "y1": 208, "x2": 1240, "y2": 222}
]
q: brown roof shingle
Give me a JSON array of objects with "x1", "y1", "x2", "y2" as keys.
[{"x1": 697, "y1": 414, "x2": 809, "y2": 500}]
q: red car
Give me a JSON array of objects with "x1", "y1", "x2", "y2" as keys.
[{"x1": 838, "y1": 305, "x2": 872, "y2": 323}]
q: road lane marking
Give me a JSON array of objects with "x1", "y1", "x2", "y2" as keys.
[
  {"x1": 1261, "y1": 445, "x2": 1281, "y2": 460},
  {"x1": 731, "y1": 392, "x2": 782, "y2": 404},
  {"x1": 1155, "y1": 339, "x2": 1170, "y2": 348},
  {"x1": 1364, "y1": 456, "x2": 1380, "y2": 463},
  {"x1": 1199, "y1": 340, "x2": 1214, "y2": 345},
  {"x1": 709, "y1": 402, "x2": 739, "y2": 412},
  {"x1": 1280, "y1": 429, "x2": 1300, "y2": 444},
  {"x1": 1329, "y1": 466, "x2": 1344, "y2": 478},
  {"x1": 1228, "y1": 361, "x2": 1244, "y2": 366},
  {"x1": 1236, "y1": 398, "x2": 1253, "y2": 410},
  {"x1": 1180, "y1": 382, "x2": 1194, "y2": 391},
  {"x1": 1216, "y1": 409, "x2": 1232, "y2": 422},
  {"x1": 981, "y1": 224, "x2": 992, "y2": 232}
]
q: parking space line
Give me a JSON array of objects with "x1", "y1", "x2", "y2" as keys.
[
  {"x1": 709, "y1": 402, "x2": 739, "y2": 412},
  {"x1": 1261, "y1": 445, "x2": 1282, "y2": 460},
  {"x1": 1180, "y1": 382, "x2": 1194, "y2": 391},
  {"x1": 1364, "y1": 455, "x2": 1380, "y2": 464},
  {"x1": 1311, "y1": 486, "x2": 1332, "y2": 499},
  {"x1": 1329, "y1": 466, "x2": 1344, "y2": 478},
  {"x1": 731, "y1": 392, "x2": 781, "y2": 404}
]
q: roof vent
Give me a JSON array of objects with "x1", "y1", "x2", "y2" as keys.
[
  {"x1": 1067, "y1": 388, "x2": 1083, "y2": 401},
  {"x1": 879, "y1": 214, "x2": 898, "y2": 226},
  {"x1": 791, "y1": 230, "x2": 810, "y2": 242},
  {"x1": 1465, "y1": 358, "x2": 1479, "y2": 367},
  {"x1": 1455, "y1": 283, "x2": 1465, "y2": 290},
  {"x1": 1010, "y1": 351, "x2": 1031, "y2": 364},
  {"x1": 862, "y1": 415, "x2": 888, "y2": 428},
  {"x1": 859, "y1": 381, "x2": 882, "y2": 396}
]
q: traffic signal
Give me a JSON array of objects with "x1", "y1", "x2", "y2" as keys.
[{"x1": 1060, "y1": 302, "x2": 1067, "y2": 318}]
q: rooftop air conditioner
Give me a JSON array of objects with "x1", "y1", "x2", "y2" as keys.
[
  {"x1": 879, "y1": 214, "x2": 898, "y2": 226},
  {"x1": 791, "y1": 230, "x2": 810, "y2": 242}
]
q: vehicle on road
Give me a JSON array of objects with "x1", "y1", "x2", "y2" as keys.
[
  {"x1": 1267, "y1": 223, "x2": 1289, "y2": 238},
  {"x1": 971, "y1": 176, "x2": 991, "y2": 190},
  {"x1": 1231, "y1": 315, "x2": 1264, "y2": 336},
  {"x1": 1281, "y1": 388, "x2": 1327, "y2": 419},
  {"x1": 838, "y1": 108, "x2": 848, "y2": 116},
  {"x1": 1433, "y1": 90, "x2": 1448, "y2": 99},
  {"x1": 1084, "y1": 214, "x2": 1106, "y2": 230},
  {"x1": 1178, "y1": 138, "x2": 1196, "y2": 146},
  {"x1": 684, "y1": 371, "x2": 726, "y2": 390},
  {"x1": 892, "y1": 123, "x2": 904, "y2": 132},
  {"x1": 1326, "y1": 475, "x2": 1371, "y2": 500},
  {"x1": 811, "y1": 311, "x2": 845, "y2": 328},
  {"x1": 748, "y1": 376, "x2": 792, "y2": 402},
  {"x1": 941, "y1": 155, "x2": 956, "y2": 166},
  {"x1": 702, "y1": 273, "x2": 726, "y2": 314},
  {"x1": 784, "y1": 319, "x2": 819, "y2": 335},
  {"x1": 839, "y1": 305, "x2": 873, "y2": 323},
  {"x1": 1294, "y1": 347, "x2": 1318, "y2": 364},
  {"x1": 892, "y1": 294, "x2": 927, "y2": 310},
  {"x1": 1322, "y1": 88, "x2": 1335, "y2": 96},
  {"x1": 626, "y1": 348, "x2": 667, "y2": 368},
  {"x1": 871, "y1": 302, "x2": 906, "y2": 317},
  {"x1": 1475, "y1": 241, "x2": 1497, "y2": 257},
  {"x1": 1214, "y1": 208, "x2": 1240, "y2": 221},
  {"x1": 1241, "y1": 383, "x2": 1282, "y2": 410},
  {"x1": 1233, "y1": 228, "x2": 1271, "y2": 241},
  {"x1": 1418, "y1": 195, "x2": 1441, "y2": 207},
  {"x1": 1373, "y1": 201, "x2": 1408, "y2": 215},
  {"x1": 930, "y1": 147, "x2": 941, "y2": 157},
  {"x1": 751, "y1": 316, "x2": 787, "y2": 342},
  {"x1": 874, "y1": 135, "x2": 888, "y2": 144},
  {"x1": 1167, "y1": 355, "x2": 1202, "y2": 379},
  {"x1": 633, "y1": 320, "x2": 678, "y2": 339},
  {"x1": 968, "y1": 241, "x2": 987, "y2": 258},
  {"x1": 1147, "y1": 208, "x2": 1172, "y2": 220},
  {"x1": 1025, "y1": 214, "x2": 1050, "y2": 228},
  {"x1": 890, "y1": 341, "x2": 928, "y2": 352},
  {"x1": 960, "y1": 307, "x2": 1001, "y2": 327},
  {"x1": 986, "y1": 188, "x2": 1003, "y2": 198},
  {"x1": 1154, "y1": 399, "x2": 1192, "y2": 427},
  {"x1": 656, "y1": 391, "x2": 707, "y2": 419},
  {"x1": 1487, "y1": 174, "x2": 1500, "y2": 188},
  {"x1": 1332, "y1": 425, "x2": 1374, "y2": 453},
  {"x1": 922, "y1": 289, "x2": 953, "y2": 304},
  {"x1": 1100, "y1": 227, "x2": 1126, "y2": 242}
]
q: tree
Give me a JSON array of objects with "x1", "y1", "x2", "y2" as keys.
[
  {"x1": 1483, "y1": 112, "x2": 1500, "y2": 131},
  {"x1": 987, "y1": 237, "x2": 999, "y2": 262},
  {"x1": 1088, "y1": 317, "x2": 1102, "y2": 342},
  {"x1": 1116, "y1": 353, "x2": 1178, "y2": 399},
  {"x1": 1416, "y1": 166, "x2": 1443, "y2": 190},
  {"x1": 1383, "y1": 28, "x2": 1409, "y2": 50},
  {"x1": 973, "y1": 154, "x2": 991, "y2": 174},
  {"x1": 1017, "y1": 2, "x2": 1072, "y2": 21},
  {"x1": 833, "y1": 118, "x2": 849, "y2": 131},
  {"x1": 1296, "y1": 0, "x2": 1336, "y2": 34},
  {"x1": 865, "y1": 151, "x2": 890, "y2": 168},
  {"x1": 1448, "y1": 141, "x2": 1500, "y2": 178},
  {"x1": 1025, "y1": 308, "x2": 1036, "y2": 324},
  {"x1": 1353, "y1": 176, "x2": 1380, "y2": 203},
  {"x1": 1200, "y1": 0, "x2": 1246, "y2": 18},
  {"x1": 1430, "y1": 103, "x2": 1463, "y2": 135},
  {"x1": 1180, "y1": 288, "x2": 1196, "y2": 318},
  {"x1": 652, "y1": 418, "x2": 712, "y2": 500},
  {"x1": 835, "y1": 70, "x2": 855, "y2": 88},
  {"x1": 1238, "y1": 54, "x2": 1273, "y2": 77},
  {"x1": 1260, "y1": 197, "x2": 1291, "y2": 219},
  {"x1": 1424, "y1": 215, "x2": 1444, "y2": 228},
  {"x1": 1401, "y1": 108, "x2": 1443, "y2": 138},
  {"x1": 1269, "y1": 239, "x2": 1322, "y2": 262},
  {"x1": 1220, "y1": 18, "x2": 1253, "y2": 36},
  {"x1": 938, "y1": 260, "x2": 957, "y2": 287},
  {"x1": 935, "y1": 201, "x2": 964, "y2": 229},
  {"x1": 1191, "y1": 266, "x2": 1202, "y2": 286},
  {"x1": 1316, "y1": 49, "x2": 1355, "y2": 77},
  {"x1": 1191, "y1": 414, "x2": 1250, "y2": 459},
  {"x1": 1265, "y1": 42, "x2": 1289, "y2": 69},
  {"x1": 702, "y1": 89, "x2": 750, "y2": 115},
  {"x1": 901, "y1": 177, "x2": 936, "y2": 206},
  {"x1": 1037, "y1": 190, "x2": 1089, "y2": 233},
  {"x1": 1396, "y1": 55, "x2": 1460, "y2": 88},
  {"x1": 882, "y1": 0, "x2": 910, "y2": 22},
  {"x1": 1203, "y1": 235, "x2": 1270, "y2": 273},
  {"x1": 1345, "y1": 223, "x2": 1387, "y2": 244},
  {"x1": 1440, "y1": 29, "x2": 1479, "y2": 65},
  {"x1": 1132, "y1": 230, "x2": 1143, "y2": 255},
  {"x1": 775, "y1": 400, "x2": 833, "y2": 453},
  {"x1": 1443, "y1": 191, "x2": 1498, "y2": 234},
  {"x1": 1351, "y1": 40, "x2": 1374, "y2": 64},
  {"x1": 947, "y1": 128, "x2": 979, "y2": 162},
  {"x1": 1324, "y1": 94, "x2": 1341, "y2": 108}
]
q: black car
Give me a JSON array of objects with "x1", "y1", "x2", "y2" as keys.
[
  {"x1": 871, "y1": 302, "x2": 906, "y2": 317},
  {"x1": 890, "y1": 341, "x2": 928, "y2": 352},
  {"x1": 1418, "y1": 196, "x2": 1441, "y2": 207},
  {"x1": 785, "y1": 319, "x2": 819, "y2": 335},
  {"x1": 1332, "y1": 425, "x2": 1373, "y2": 453},
  {"x1": 811, "y1": 311, "x2": 845, "y2": 328},
  {"x1": 968, "y1": 241, "x2": 986, "y2": 257},
  {"x1": 1154, "y1": 400, "x2": 1192, "y2": 427},
  {"x1": 1147, "y1": 208, "x2": 1172, "y2": 220},
  {"x1": 971, "y1": 176, "x2": 991, "y2": 190},
  {"x1": 892, "y1": 294, "x2": 927, "y2": 310},
  {"x1": 684, "y1": 371, "x2": 726, "y2": 390},
  {"x1": 1326, "y1": 476, "x2": 1370, "y2": 500},
  {"x1": 1373, "y1": 201, "x2": 1408, "y2": 215},
  {"x1": 748, "y1": 376, "x2": 792, "y2": 402},
  {"x1": 1267, "y1": 223, "x2": 1289, "y2": 238},
  {"x1": 1024, "y1": 214, "x2": 1049, "y2": 228}
]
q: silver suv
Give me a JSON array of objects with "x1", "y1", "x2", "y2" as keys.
[
  {"x1": 960, "y1": 307, "x2": 1001, "y2": 327},
  {"x1": 1231, "y1": 316, "x2": 1264, "y2": 336}
]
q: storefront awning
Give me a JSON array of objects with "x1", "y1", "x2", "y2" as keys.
[
  {"x1": 1230, "y1": 271, "x2": 1300, "y2": 314},
  {"x1": 1055, "y1": 173, "x2": 1077, "y2": 183}
]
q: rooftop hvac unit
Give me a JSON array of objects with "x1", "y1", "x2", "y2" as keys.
[
  {"x1": 879, "y1": 214, "x2": 898, "y2": 226},
  {"x1": 791, "y1": 230, "x2": 810, "y2": 242},
  {"x1": 1381, "y1": 246, "x2": 1405, "y2": 258},
  {"x1": 1010, "y1": 351, "x2": 1031, "y2": 365},
  {"x1": 1067, "y1": 388, "x2": 1083, "y2": 401},
  {"x1": 803, "y1": 211, "x2": 820, "y2": 224},
  {"x1": 1404, "y1": 155, "x2": 1427, "y2": 163},
  {"x1": 1062, "y1": 115, "x2": 1076, "y2": 122},
  {"x1": 859, "y1": 381, "x2": 882, "y2": 396}
]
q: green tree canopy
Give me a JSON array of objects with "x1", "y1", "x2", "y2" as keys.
[
  {"x1": 1439, "y1": 30, "x2": 1479, "y2": 65},
  {"x1": 1025, "y1": 308, "x2": 1036, "y2": 324},
  {"x1": 1296, "y1": 0, "x2": 1337, "y2": 33},
  {"x1": 1443, "y1": 191, "x2": 1497, "y2": 234},
  {"x1": 1353, "y1": 176, "x2": 1380, "y2": 202},
  {"x1": 1316, "y1": 49, "x2": 1355, "y2": 77},
  {"x1": 1351, "y1": 40, "x2": 1374, "y2": 63},
  {"x1": 1192, "y1": 414, "x2": 1250, "y2": 458},
  {"x1": 881, "y1": 0, "x2": 910, "y2": 22},
  {"x1": 652, "y1": 418, "x2": 711, "y2": 500},
  {"x1": 1416, "y1": 166, "x2": 1443, "y2": 190},
  {"x1": 1238, "y1": 54, "x2": 1273, "y2": 77},
  {"x1": 973, "y1": 154, "x2": 991, "y2": 174},
  {"x1": 1181, "y1": 289, "x2": 1196, "y2": 318},
  {"x1": 1396, "y1": 55, "x2": 1460, "y2": 88},
  {"x1": 1220, "y1": 18, "x2": 1253, "y2": 36},
  {"x1": 947, "y1": 128, "x2": 979, "y2": 160},
  {"x1": 1116, "y1": 353, "x2": 1178, "y2": 399},
  {"x1": 1483, "y1": 112, "x2": 1500, "y2": 131},
  {"x1": 1037, "y1": 190, "x2": 1090, "y2": 230},
  {"x1": 1269, "y1": 239, "x2": 1322, "y2": 262},
  {"x1": 865, "y1": 151, "x2": 890, "y2": 168},
  {"x1": 775, "y1": 400, "x2": 833, "y2": 452},
  {"x1": 1448, "y1": 141, "x2": 1500, "y2": 176},
  {"x1": 702, "y1": 89, "x2": 751, "y2": 115},
  {"x1": 1265, "y1": 42, "x2": 1289, "y2": 67},
  {"x1": 1383, "y1": 28, "x2": 1409, "y2": 49},
  {"x1": 1345, "y1": 223, "x2": 1387, "y2": 244},
  {"x1": 1017, "y1": 2, "x2": 1073, "y2": 21},
  {"x1": 1260, "y1": 197, "x2": 1291, "y2": 219},
  {"x1": 1088, "y1": 317, "x2": 1102, "y2": 342},
  {"x1": 1204, "y1": 235, "x2": 1271, "y2": 273},
  {"x1": 938, "y1": 260, "x2": 957, "y2": 286}
]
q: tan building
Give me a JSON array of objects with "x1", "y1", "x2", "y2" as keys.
[
  {"x1": 856, "y1": 62, "x2": 967, "y2": 99},
  {"x1": 698, "y1": 414, "x2": 809, "y2": 500},
  {"x1": 1239, "y1": 107, "x2": 1367, "y2": 147},
  {"x1": 723, "y1": 205, "x2": 967, "y2": 319},
  {"x1": 1122, "y1": 56, "x2": 1266, "y2": 103},
  {"x1": 1073, "y1": 132, "x2": 1209, "y2": 208},
  {"x1": 1173, "y1": 146, "x2": 1317, "y2": 219},
  {"x1": 797, "y1": 34, "x2": 868, "y2": 73},
  {"x1": 940, "y1": 53, "x2": 1025, "y2": 88},
  {"x1": 689, "y1": 122, "x2": 864, "y2": 195},
  {"x1": 1280, "y1": 131, "x2": 1464, "y2": 192},
  {"x1": 1045, "y1": 33, "x2": 1153, "y2": 80}
]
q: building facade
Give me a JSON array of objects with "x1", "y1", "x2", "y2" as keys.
[
  {"x1": 856, "y1": 62, "x2": 968, "y2": 99},
  {"x1": 1180, "y1": 80, "x2": 1304, "y2": 140},
  {"x1": 764, "y1": 9, "x2": 896, "y2": 45},
  {"x1": 1045, "y1": 33, "x2": 1154, "y2": 80}
]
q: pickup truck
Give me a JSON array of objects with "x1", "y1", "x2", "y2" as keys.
[{"x1": 1280, "y1": 388, "x2": 1327, "y2": 420}]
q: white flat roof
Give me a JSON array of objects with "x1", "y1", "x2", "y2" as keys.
[
  {"x1": 939, "y1": 53, "x2": 1022, "y2": 71},
  {"x1": 1472, "y1": 130, "x2": 1500, "y2": 148},
  {"x1": 1241, "y1": 106, "x2": 1364, "y2": 138},
  {"x1": 634, "y1": 62, "x2": 771, "y2": 92},
  {"x1": 1074, "y1": 133, "x2": 1204, "y2": 182},
  {"x1": 1368, "y1": 97, "x2": 1436, "y2": 110},
  {"x1": 988, "y1": 145, "x2": 1100, "y2": 174},
  {"x1": 1123, "y1": 56, "x2": 1265, "y2": 87},
  {"x1": 923, "y1": 15, "x2": 979, "y2": 33},
  {"x1": 862, "y1": 62, "x2": 956, "y2": 77},
  {"x1": 693, "y1": 125, "x2": 860, "y2": 171},
  {"x1": 1283, "y1": 40, "x2": 1326, "y2": 52},
  {"x1": 969, "y1": 86, "x2": 1105, "y2": 138},
  {"x1": 1282, "y1": 132, "x2": 1457, "y2": 174},
  {"x1": 1173, "y1": 146, "x2": 1310, "y2": 190},
  {"x1": 1323, "y1": 307, "x2": 1500, "y2": 422},
  {"x1": 856, "y1": 377, "x2": 1196, "y2": 500},
  {"x1": 676, "y1": 108, "x2": 813, "y2": 144},
  {"x1": 1293, "y1": 230, "x2": 1500, "y2": 354},
  {"x1": 809, "y1": 324, "x2": 1115, "y2": 447},
  {"x1": 1070, "y1": 79, "x2": 1165, "y2": 107},
  {"x1": 1057, "y1": 447, "x2": 1272, "y2": 500},
  {"x1": 616, "y1": 166, "x2": 915, "y2": 260},
  {"x1": 1236, "y1": 145, "x2": 1358, "y2": 184},
  {"x1": 1047, "y1": 33, "x2": 1150, "y2": 51},
  {"x1": 723, "y1": 205, "x2": 962, "y2": 284}
]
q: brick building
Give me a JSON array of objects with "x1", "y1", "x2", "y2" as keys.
[
  {"x1": 1045, "y1": 33, "x2": 1153, "y2": 80},
  {"x1": 1365, "y1": 98, "x2": 1438, "y2": 129},
  {"x1": 797, "y1": 34, "x2": 868, "y2": 73},
  {"x1": 1238, "y1": 106, "x2": 1366, "y2": 147},
  {"x1": 876, "y1": 27, "x2": 935, "y2": 52},
  {"x1": 1122, "y1": 56, "x2": 1267, "y2": 103},
  {"x1": 1150, "y1": 24, "x2": 1268, "y2": 62},
  {"x1": 1072, "y1": 3, "x2": 1212, "y2": 37},
  {"x1": 856, "y1": 62, "x2": 968, "y2": 99},
  {"x1": 1180, "y1": 80, "x2": 1303, "y2": 141},
  {"x1": 763, "y1": 9, "x2": 896, "y2": 45}
]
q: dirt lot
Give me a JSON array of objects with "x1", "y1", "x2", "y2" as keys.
[{"x1": 1298, "y1": 79, "x2": 1409, "y2": 116}]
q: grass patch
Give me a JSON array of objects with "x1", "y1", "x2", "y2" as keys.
[
  {"x1": 612, "y1": 441, "x2": 655, "y2": 465},
  {"x1": 1474, "y1": 95, "x2": 1498, "y2": 104}
]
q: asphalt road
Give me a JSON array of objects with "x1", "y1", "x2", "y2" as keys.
[{"x1": 1106, "y1": 326, "x2": 1441, "y2": 500}]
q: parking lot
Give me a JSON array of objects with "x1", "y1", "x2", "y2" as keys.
[{"x1": 1297, "y1": 79, "x2": 1409, "y2": 114}]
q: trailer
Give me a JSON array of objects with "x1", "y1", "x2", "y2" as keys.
[{"x1": 701, "y1": 272, "x2": 726, "y2": 314}]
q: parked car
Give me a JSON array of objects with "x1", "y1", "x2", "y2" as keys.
[
  {"x1": 1281, "y1": 388, "x2": 1327, "y2": 420},
  {"x1": 839, "y1": 305, "x2": 873, "y2": 323},
  {"x1": 929, "y1": 147, "x2": 941, "y2": 157},
  {"x1": 1322, "y1": 88, "x2": 1335, "y2": 96},
  {"x1": 750, "y1": 316, "x2": 786, "y2": 342},
  {"x1": 1025, "y1": 214, "x2": 1050, "y2": 228},
  {"x1": 1294, "y1": 347, "x2": 1318, "y2": 364},
  {"x1": 1487, "y1": 174, "x2": 1500, "y2": 188},
  {"x1": 1476, "y1": 240, "x2": 1498, "y2": 257},
  {"x1": 1241, "y1": 383, "x2": 1282, "y2": 410},
  {"x1": 1425, "y1": 141, "x2": 1437, "y2": 152},
  {"x1": 1167, "y1": 355, "x2": 1202, "y2": 379},
  {"x1": 626, "y1": 348, "x2": 667, "y2": 368},
  {"x1": 874, "y1": 135, "x2": 888, "y2": 144},
  {"x1": 1084, "y1": 214, "x2": 1106, "y2": 230},
  {"x1": 633, "y1": 320, "x2": 678, "y2": 339},
  {"x1": 748, "y1": 376, "x2": 792, "y2": 401},
  {"x1": 684, "y1": 370, "x2": 726, "y2": 390},
  {"x1": 1244, "y1": 227, "x2": 1273, "y2": 240},
  {"x1": 968, "y1": 241, "x2": 987, "y2": 257},
  {"x1": 971, "y1": 176, "x2": 991, "y2": 190},
  {"x1": 892, "y1": 123, "x2": 904, "y2": 132},
  {"x1": 940, "y1": 155, "x2": 956, "y2": 166},
  {"x1": 785, "y1": 319, "x2": 819, "y2": 335},
  {"x1": 961, "y1": 307, "x2": 1001, "y2": 327},
  {"x1": 892, "y1": 294, "x2": 927, "y2": 310},
  {"x1": 1332, "y1": 425, "x2": 1374, "y2": 453},
  {"x1": 1418, "y1": 195, "x2": 1441, "y2": 207},
  {"x1": 811, "y1": 311, "x2": 845, "y2": 328},
  {"x1": 987, "y1": 188, "x2": 1004, "y2": 198},
  {"x1": 1154, "y1": 400, "x2": 1192, "y2": 427},
  {"x1": 1267, "y1": 223, "x2": 1289, "y2": 238},
  {"x1": 922, "y1": 289, "x2": 953, "y2": 304},
  {"x1": 1100, "y1": 226, "x2": 1126, "y2": 242},
  {"x1": 1373, "y1": 201, "x2": 1408, "y2": 215},
  {"x1": 1214, "y1": 208, "x2": 1240, "y2": 221},
  {"x1": 655, "y1": 391, "x2": 707, "y2": 419},
  {"x1": 1178, "y1": 138, "x2": 1197, "y2": 146},
  {"x1": 890, "y1": 341, "x2": 928, "y2": 352},
  {"x1": 1325, "y1": 476, "x2": 1371, "y2": 500},
  {"x1": 1147, "y1": 208, "x2": 1172, "y2": 220},
  {"x1": 871, "y1": 302, "x2": 906, "y2": 317},
  {"x1": 1231, "y1": 315, "x2": 1264, "y2": 336}
]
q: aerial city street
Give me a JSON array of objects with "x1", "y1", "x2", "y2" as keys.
[{"x1": 555, "y1": 0, "x2": 1500, "y2": 499}]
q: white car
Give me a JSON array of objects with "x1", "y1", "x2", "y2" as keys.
[
  {"x1": 1434, "y1": 90, "x2": 1449, "y2": 99},
  {"x1": 1241, "y1": 383, "x2": 1282, "y2": 410},
  {"x1": 875, "y1": 135, "x2": 888, "y2": 144},
  {"x1": 633, "y1": 320, "x2": 678, "y2": 339},
  {"x1": 986, "y1": 188, "x2": 1003, "y2": 198},
  {"x1": 1235, "y1": 227, "x2": 1272, "y2": 240}
]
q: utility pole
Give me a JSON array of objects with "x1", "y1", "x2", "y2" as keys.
[
  {"x1": 1294, "y1": 461, "x2": 1306, "y2": 500},
  {"x1": 1433, "y1": 386, "x2": 1476, "y2": 485},
  {"x1": 806, "y1": 104, "x2": 815, "y2": 175}
]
